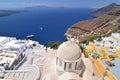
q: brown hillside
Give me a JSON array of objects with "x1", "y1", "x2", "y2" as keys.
[{"x1": 65, "y1": 5, "x2": 120, "y2": 42}]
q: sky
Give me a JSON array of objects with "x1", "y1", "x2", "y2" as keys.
[{"x1": 0, "y1": 0, "x2": 120, "y2": 9}]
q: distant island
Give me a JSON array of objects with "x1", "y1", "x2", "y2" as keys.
[
  {"x1": 0, "y1": 10, "x2": 20, "y2": 17},
  {"x1": 24, "y1": 5, "x2": 67, "y2": 9},
  {"x1": 65, "y1": 3, "x2": 120, "y2": 43}
]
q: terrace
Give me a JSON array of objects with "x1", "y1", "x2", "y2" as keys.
[
  {"x1": 0, "y1": 65, "x2": 40, "y2": 80},
  {"x1": 0, "y1": 37, "x2": 10, "y2": 46},
  {"x1": 84, "y1": 33, "x2": 120, "y2": 80},
  {"x1": 3, "y1": 40, "x2": 27, "y2": 51},
  {"x1": 0, "y1": 38, "x2": 29, "y2": 70}
]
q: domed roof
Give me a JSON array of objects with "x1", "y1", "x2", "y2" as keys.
[
  {"x1": 57, "y1": 41, "x2": 81, "y2": 61},
  {"x1": 59, "y1": 72, "x2": 82, "y2": 80}
]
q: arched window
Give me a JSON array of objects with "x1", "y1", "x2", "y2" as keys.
[
  {"x1": 75, "y1": 62, "x2": 77, "y2": 70},
  {"x1": 69, "y1": 63, "x2": 72, "y2": 69},
  {"x1": 64, "y1": 63, "x2": 66, "y2": 70}
]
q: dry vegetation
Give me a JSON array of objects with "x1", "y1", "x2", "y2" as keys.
[{"x1": 65, "y1": 5, "x2": 120, "y2": 43}]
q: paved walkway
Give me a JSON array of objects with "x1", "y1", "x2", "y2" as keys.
[
  {"x1": 42, "y1": 48, "x2": 58, "y2": 80},
  {"x1": 0, "y1": 65, "x2": 40, "y2": 80}
]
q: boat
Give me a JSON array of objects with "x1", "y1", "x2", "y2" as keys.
[
  {"x1": 26, "y1": 35, "x2": 34, "y2": 39},
  {"x1": 40, "y1": 27, "x2": 43, "y2": 30},
  {"x1": 105, "y1": 61, "x2": 115, "y2": 67}
]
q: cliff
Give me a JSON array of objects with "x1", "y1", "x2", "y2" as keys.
[
  {"x1": 0, "y1": 10, "x2": 20, "y2": 17},
  {"x1": 65, "y1": 3, "x2": 120, "y2": 43},
  {"x1": 92, "y1": 3, "x2": 120, "y2": 17}
]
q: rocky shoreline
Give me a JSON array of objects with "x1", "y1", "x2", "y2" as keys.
[
  {"x1": 65, "y1": 3, "x2": 120, "y2": 43},
  {"x1": 0, "y1": 10, "x2": 20, "y2": 17}
]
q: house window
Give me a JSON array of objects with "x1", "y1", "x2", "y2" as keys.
[
  {"x1": 75, "y1": 62, "x2": 77, "y2": 70},
  {"x1": 69, "y1": 63, "x2": 72, "y2": 69},
  {"x1": 64, "y1": 63, "x2": 66, "y2": 70}
]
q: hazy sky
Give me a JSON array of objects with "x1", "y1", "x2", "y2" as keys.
[{"x1": 0, "y1": 0, "x2": 120, "y2": 9}]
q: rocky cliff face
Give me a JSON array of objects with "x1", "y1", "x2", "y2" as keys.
[
  {"x1": 0, "y1": 10, "x2": 20, "y2": 17},
  {"x1": 65, "y1": 3, "x2": 120, "y2": 43},
  {"x1": 92, "y1": 3, "x2": 120, "y2": 17}
]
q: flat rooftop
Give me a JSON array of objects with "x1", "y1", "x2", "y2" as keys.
[
  {"x1": 0, "y1": 37, "x2": 28, "y2": 68},
  {"x1": 0, "y1": 37, "x2": 8, "y2": 42},
  {"x1": 3, "y1": 40, "x2": 26, "y2": 49}
]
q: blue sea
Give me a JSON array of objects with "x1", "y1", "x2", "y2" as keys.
[{"x1": 0, "y1": 7, "x2": 94, "y2": 45}]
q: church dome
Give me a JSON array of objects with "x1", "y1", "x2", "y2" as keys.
[{"x1": 57, "y1": 41, "x2": 81, "y2": 61}]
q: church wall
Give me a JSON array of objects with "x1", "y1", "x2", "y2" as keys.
[
  {"x1": 61, "y1": 61, "x2": 64, "y2": 69},
  {"x1": 57, "y1": 58, "x2": 59, "y2": 66},
  {"x1": 57, "y1": 57, "x2": 85, "y2": 77},
  {"x1": 65, "y1": 62, "x2": 77, "y2": 72},
  {"x1": 79, "y1": 60, "x2": 86, "y2": 77},
  {"x1": 71, "y1": 62, "x2": 76, "y2": 70},
  {"x1": 57, "y1": 58, "x2": 65, "y2": 70},
  {"x1": 76, "y1": 59, "x2": 81, "y2": 69},
  {"x1": 65, "y1": 62, "x2": 69, "y2": 71}
]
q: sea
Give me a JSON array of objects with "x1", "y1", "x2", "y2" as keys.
[{"x1": 0, "y1": 7, "x2": 94, "y2": 45}]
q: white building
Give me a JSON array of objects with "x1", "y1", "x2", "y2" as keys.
[
  {"x1": 0, "y1": 37, "x2": 15, "y2": 46},
  {"x1": 0, "y1": 38, "x2": 35, "y2": 70},
  {"x1": 57, "y1": 41, "x2": 85, "y2": 77},
  {"x1": 41, "y1": 41, "x2": 93, "y2": 80}
]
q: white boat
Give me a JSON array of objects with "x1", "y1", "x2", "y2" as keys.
[{"x1": 26, "y1": 35, "x2": 34, "y2": 38}]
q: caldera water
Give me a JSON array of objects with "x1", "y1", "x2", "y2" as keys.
[{"x1": 0, "y1": 7, "x2": 94, "y2": 45}]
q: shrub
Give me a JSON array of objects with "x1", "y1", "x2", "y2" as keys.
[
  {"x1": 48, "y1": 41, "x2": 61, "y2": 49},
  {"x1": 109, "y1": 55, "x2": 115, "y2": 60},
  {"x1": 84, "y1": 53, "x2": 89, "y2": 58}
]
